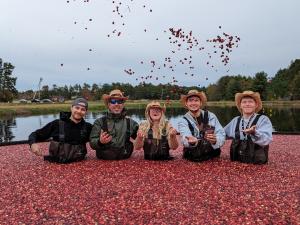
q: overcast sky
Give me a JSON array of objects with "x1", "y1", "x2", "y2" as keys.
[{"x1": 1, "y1": 0, "x2": 299, "y2": 91}]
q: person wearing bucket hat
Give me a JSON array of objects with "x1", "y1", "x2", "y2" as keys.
[
  {"x1": 224, "y1": 91, "x2": 273, "y2": 164},
  {"x1": 28, "y1": 97, "x2": 92, "y2": 163},
  {"x1": 89, "y1": 89, "x2": 139, "y2": 160},
  {"x1": 134, "y1": 101, "x2": 179, "y2": 160},
  {"x1": 178, "y1": 89, "x2": 225, "y2": 162}
]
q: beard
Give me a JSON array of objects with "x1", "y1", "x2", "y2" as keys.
[{"x1": 71, "y1": 113, "x2": 83, "y2": 122}]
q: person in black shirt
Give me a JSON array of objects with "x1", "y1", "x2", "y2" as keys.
[{"x1": 28, "y1": 98, "x2": 92, "y2": 163}]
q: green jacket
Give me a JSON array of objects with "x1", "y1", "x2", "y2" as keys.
[{"x1": 90, "y1": 109, "x2": 139, "y2": 151}]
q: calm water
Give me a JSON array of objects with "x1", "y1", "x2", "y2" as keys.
[{"x1": 1, "y1": 106, "x2": 300, "y2": 143}]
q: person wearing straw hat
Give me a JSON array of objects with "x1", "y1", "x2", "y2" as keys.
[
  {"x1": 224, "y1": 91, "x2": 272, "y2": 164},
  {"x1": 134, "y1": 101, "x2": 179, "y2": 160},
  {"x1": 28, "y1": 98, "x2": 92, "y2": 163},
  {"x1": 178, "y1": 90, "x2": 225, "y2": 162},
  {"x1": 89, "y1": 89, "x2": 139, "y2": 160}
]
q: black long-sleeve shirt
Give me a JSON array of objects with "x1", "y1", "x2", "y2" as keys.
[{"x1": 28, "y1": 112, "x2": 92, "y2": 146}]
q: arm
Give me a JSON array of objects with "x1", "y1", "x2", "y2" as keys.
[
  {"x1": 209, "y1": 113, "x2": 226, "y2": 149},
  {"x1": 28, "y1": 120, "x2": 58, "y2": 145},
  {"x1": 167, "y1": 123, "x2": 179, "y2": 150},
  {"x1": 178, "y1": 118, "x2": 194, "y2": 147},
  {"x1": 28, "y1": 120, "x2": 58, "y2": 156},
  {"x1": 89, "y1": 119, "x2": 105, "y2": 150},
  {"x1": 130, "y1": 119, "x2": 139, "y2": 140},
  {"x1": 133, "y1": 121, "x2": 146, "y2": 150},
  {"x1": 134, "y1": 130, "x2": 145, "y2": 150},
  {"x1": 224, "y1": 118, "x2": 237, "y2": 139},
  {"x1": 250, "y1": 116, "x2": 273, "y2": 146}
]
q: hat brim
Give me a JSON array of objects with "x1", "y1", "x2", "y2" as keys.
[
  {"x1": 146, "y1": 105, "x2": 166, "y2": 113},
  {"x1": 102, "y1": 94, "x2": 128, "y2": 106},
  {"x1": 235, "y1": 92, "x2": 262, "y2": 113}
]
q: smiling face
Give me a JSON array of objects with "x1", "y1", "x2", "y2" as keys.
[
  {"x1": 149, "y1": 107, "x2": 162, "y2": 122},
  {"x1": 108, "y1": 98, "x2": 125, "y2": 114},
  {"x1": 185, "y1": 96, "x2": 202, "y2": 113},
  {"x1": 70, "y1": 104, "x2": 87, "y2": 122},
  {"x1": 240, "y1": 97, "x2": 257, "y2": 116}
]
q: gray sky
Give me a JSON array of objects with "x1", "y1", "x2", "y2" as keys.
[{"x1": 1, "y1": 0, "x2": 299, "y2": 91}]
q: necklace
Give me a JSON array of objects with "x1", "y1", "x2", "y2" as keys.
[{"x1": 241, "y1": 114, "x2": 255, "y2": 136}]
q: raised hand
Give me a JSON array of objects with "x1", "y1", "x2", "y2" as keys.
[
  {"x1": 30, "y1": 143, "x2": 43, "y2": 156},
  {"x1": 242, "y1": 125, "x2": 256, "y2": 135},
  {"x1": 204, "y1": 133, "x2": 217, "y2": 145},
  {"x1": 99, "y1": 131, "x2": 112, "y2": 144},
  {"x1": 185, "y1": 136, "x2": 198, "y2": 145},
  {"x1": 169, "y1": 127, "x2": 178, "y2": 137}
]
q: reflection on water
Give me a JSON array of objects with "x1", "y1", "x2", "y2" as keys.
[
  {"x1": 0, "y1": 118, "x2": 16, "y2": 142},
  {"x1": 1, "y1": 106, "x2": 300, "y2": 143}
]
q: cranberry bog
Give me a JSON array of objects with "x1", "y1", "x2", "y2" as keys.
[{"x1": 0, "y1": 135, "x2": 299, "y2": 224}]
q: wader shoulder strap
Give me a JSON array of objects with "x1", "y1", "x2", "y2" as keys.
[
  {"x1": 234, "y1": 116, "x2": 242, "y2": 139},
  {"x1": 162, "y1": 122, "x2": 167, "y2": 136},
  {"x1": 126, "y1": 117, "x2": 131, "y2": 142},
  {"x1": 147, "y1": 128, "x2": 153, "y2": 139},
  {"x1": 203, "y1": 110, "x2": 209, "y2": 125},
  {"x1": 251, "y1": 114, "x2": 262, "y2": 127},
  {"x1": 59, "y1": 120, "x2": 65, "y2": 142},
  {"x1": 101, "y1": 116, "x2": 108, "y2": 132},
  {"x1": 183, "y1": 116, "x2": 195, "y2": 136},
  {"x1": 245, "y1": 114, "x2": 262, "y2": 140}
]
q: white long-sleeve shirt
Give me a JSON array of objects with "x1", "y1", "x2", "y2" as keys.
[
  {"x1": 224, "y1": 113, "x2": 273, "y2": 146},
  {"x1": 178, "y1": 111, "x2": 225, "y2": 149}
]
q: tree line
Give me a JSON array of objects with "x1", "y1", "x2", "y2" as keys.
[{"x1": 1, "y1": 57, "x2": 299, "y2": 102}]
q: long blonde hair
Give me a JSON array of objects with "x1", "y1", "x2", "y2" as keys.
[{"x1": 142, "y1": 102, "x2": 168, "y2": 139}]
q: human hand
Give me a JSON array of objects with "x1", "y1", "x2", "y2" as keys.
[
  {"x1": 185, "y1": 136, "x2": 198, "y2": 145},
  {"x1": 30, "y1": 143, "x2": 43, "y2": 156},
  {"x1": 205, "y1": 133, "x2": 217, "y2": 145},
  {"x1": 136, "y1": 130, "x2": 145, "y2": 140},
  {"x1": 169, "y1": 127, "x2": 178, "y2": 137},
  {"x1": 99, "y1": 131, "x2": 112, "y2": 144},
  {"x1": 242, "y1": 125, "x2": 256, "y2": 135}
]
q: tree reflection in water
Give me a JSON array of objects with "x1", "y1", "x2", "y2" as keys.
[
  {"x1": 0, "y1": 118, "x2": 16, "y2": 143},
  {"x1": 0, "y1": 106, "x2": 299, "y2": 143}
]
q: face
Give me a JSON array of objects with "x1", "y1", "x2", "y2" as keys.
[
  {"x1": 149, "y1": 108, "x2": 162, "y2": 122},
  {"x1": 70, "y1": 104, "x2": 87, "y2": 122},
  {"x1": 185, "y1": 96, "x2": 202, "y2": 113},
  {"x1": 108, "y1": 98, "x2": 125, "y2": 114},
  {"x1": 240, "y1": 97, "x2": 257, "y2": 115}
]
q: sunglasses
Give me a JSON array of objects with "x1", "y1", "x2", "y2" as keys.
[
  {"x1": 149, "y1": 108, "x2": 162, "y2": 112},
  {"x1": 109, "y1": 99, "x2": 124, "y2": 105}
]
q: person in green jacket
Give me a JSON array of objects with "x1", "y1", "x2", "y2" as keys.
[{"x1": 89, "y1": 89, "x2": 139, "y2": 160}]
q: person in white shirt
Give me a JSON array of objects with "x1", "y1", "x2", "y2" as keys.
[
  {"x1": 224, "y1": 91, "x2": 273, "y2": 164},
  {"x1": 178, "y1": 90, "x2": 225, "y2": 162}
]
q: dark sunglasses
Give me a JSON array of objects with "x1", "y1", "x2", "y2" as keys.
[{"x1": 109, "y1": 99, "x2": 124, "y2": 105}]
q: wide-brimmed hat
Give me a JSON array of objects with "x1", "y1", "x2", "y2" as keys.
[
  {"x1": 102, "y1": 89, "x2": 128, "y2": 106},
  {"x1": 145, "y1": 101, "x2": 166, "y2": 122},
  {"x1": 235, "y1": 91, "x2": 262, "y2": 113},
  {"x1": 180, "y1": 89, "x2": 207, "y2": 108},
  {"x1": 145, "y1": 101, "x2": 166, "y2": 113}
]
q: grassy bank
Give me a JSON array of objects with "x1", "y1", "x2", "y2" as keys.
[{"x1": 1, "y1": 100, "x2": 300, "y2": 117}]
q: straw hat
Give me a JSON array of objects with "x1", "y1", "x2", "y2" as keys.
[
  {"x1": 145, "y1": 101, "x2": 166, "y2": 114},
  {"x1": 102, "y1": 89, "x2": 128, "y2": 106},
  {"x1": 145, "y1": 101, "x2": 166, "y2": 123},
  {"x1": 180, "y1": 89, "x2": 207, "y2": 108},
  {"x1": 235, "y1": 91, "x2": 262, "y2": 113}
]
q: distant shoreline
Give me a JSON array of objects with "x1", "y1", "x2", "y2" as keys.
[{"x1": 0, "y1": 100, "x2": 300, "y2": 117}]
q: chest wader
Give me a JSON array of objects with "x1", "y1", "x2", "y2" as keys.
[
  {"x1": 96, "y1": 117, "x2": 133, "y2": 160},
  {"x1": 143, "y1": 126, "x2": 172, "y2": 160},
  {"x1": 183, "y1": 111, "x2": 221, "y2": 162},
  {"x1": 45, "y1": 120, "x2": 87, "y2": 163},
  {"x1": 230, "y1": 114, "x2": 269, "y2": 164}
]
